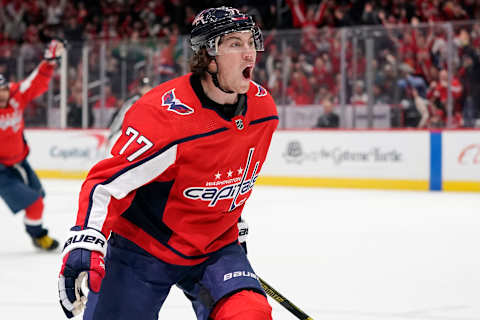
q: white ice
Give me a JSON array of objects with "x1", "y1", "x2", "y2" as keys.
[{"x1": 0, "y1": 179, "x2": 479, "y2": 320}]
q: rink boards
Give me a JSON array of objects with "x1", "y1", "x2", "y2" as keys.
[{"x1": 24, "y1": 129, "x2": 480, "y2": 192}]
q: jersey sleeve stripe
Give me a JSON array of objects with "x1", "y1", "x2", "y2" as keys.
[
  {"x1": 172, "y1": 126, "x2": 229, "y2": 145},
  {"x1": 83, "y1": 126, "x2": 230, "y2": 230},
  {"x1": 19, "y1": 66, "x2": 40, "y2": 93},
  {"x1": 249, "y1": 115, "x2": 279, "y2": 125},
  {"x1": 84, "y1": 144, "x2": 177, "y2": 230}
]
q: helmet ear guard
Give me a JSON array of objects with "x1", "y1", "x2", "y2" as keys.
[{"x1": 190, "y1": 6, "x2": 264, "y2": 56}]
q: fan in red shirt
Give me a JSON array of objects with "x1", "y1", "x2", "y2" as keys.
[
  {"x1": 58, "y1": 7, "x2": 279, "y2": 320},
  {"x1": 0, "y1": 39, "x2": 64, "y2": 251}
]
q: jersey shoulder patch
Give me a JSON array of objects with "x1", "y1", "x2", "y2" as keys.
[
  {"x1": 247, "y1": 81, "x2": 277, "y2": 117},
  {"x1": 250, "y1": 80, "x2": 268, "y2": 97},
  {"x1": 161, "y1": 89, "x2": 194, "y2": 115}
]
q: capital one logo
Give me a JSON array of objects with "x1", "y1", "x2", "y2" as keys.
[{"x1": 458, "y1": 144, "x2": 480, "y2": 165}]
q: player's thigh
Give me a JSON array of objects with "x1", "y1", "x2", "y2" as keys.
[
  {"x1": 84, "y1": 235, "x2": 176, "y2": 320},
  {"x1": 0, "y1": 165, "x2": 41, "y2": 213},
  {"x1": 20, "y1": 159, "x2": 45, "y2": 196},
  {"x1": 182, "y1": 243, "x2": 266, "y2": 320}
]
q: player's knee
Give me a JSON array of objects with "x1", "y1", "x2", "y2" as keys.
[
  {"x1": 210, "y1": 290, "x2": 272, "y2": 320},
  {"x1": 25, "y1": 197, "x2": 44, "y2": 220}
]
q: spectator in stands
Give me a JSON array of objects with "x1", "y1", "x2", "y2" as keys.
[
  {"x1": 316, "y1": 84, "x2": 332, "y2": 105},
  {"x1": 350, "y1": 80, "x2": 368, "y2": 106},
  {"x1": 287, "y1": 69, "x2": 314, "y2": 105},
  {"x1": 46, "y1": 0, "x2": 67, "y2": 26},
  {"x1": 442, "y1": 1, "x2": 468, "y2": 20},
  {"x1": 19, "y1": 25, "x2": 43, "y2": 64},
  {"x1": 93, "y1": 82, "x2": 118, "y2": 128},
  {"x1": 397, "y1": 63, "x2": 427, "y2": 98},
  {"x1": 315, "y1": 98, "x2": 339, "y2": 128},
  {"x1": 267, "y1": 67, "x2": 284, "y2": 103},
  {"x1": 287, "y1": 0, "x2": 307, "y2": 28},
  {"x1": 1, "y1": 0, "x2": 27, "y2": 42},
  {"x1": 411, "y1": 87, "x2": 430, "y2": 128},
  {"x1": 427, "y1": 68, "x2": 463, "y2": 116},
  {"x1": 361, "y1": 2, "x2": 382, "y2": 25},
  {"x1": 62, "y1": 15, "x2": 84, "y2": 67},
  {"x1": 290, "y1": 0, "x2": 328, "y2": 54},
  {"x1": 456, "y1": 29, "x2": 480, "y2": 127},
  {"x1": 414, "y1": 32, "x2": 435, "y2": 81},
  {"x1": 154, "y1": 26, "x2": 180, "y2": 84},
  {"x1": 373, "y1": 83, "x2": 391, "y2": 104},
  {"x1": 67, "y1": 80, "x2": 94, "y2": 128},
  {"x1": 312, "y1": 55, "x2": 334, "y2": 92},
  {"x1": 93, "y1": 82, "x2": 118, "y2": 110},
  {"x1": 265, "y1": 42, "x2": 282, "y2": 77}
]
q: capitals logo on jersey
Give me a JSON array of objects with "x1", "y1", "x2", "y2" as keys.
[
  {"x1": 252, "y1": 81, "x2": 267, "y2": 97},
  {"x1": 0, "y1": 99, "x2": 22, "y2": 132},
  {"x1": 183, "y1": 148, "x2": 259, "y2": 212},
  {"x1": 161, "y1": 89, "x2": 194, "y2": 115}
]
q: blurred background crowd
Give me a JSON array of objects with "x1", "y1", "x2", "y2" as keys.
[{"x1": 1, "y1": 0, "x2": 479, "y2": 129}]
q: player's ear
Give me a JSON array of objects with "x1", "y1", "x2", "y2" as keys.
[{"x1": 207, "y1": 58, "x2": 218, "y2": 74}]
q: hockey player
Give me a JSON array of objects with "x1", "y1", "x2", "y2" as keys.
[
  {"x1": 0, "y1": 39, "x2": 64, "y2": 251},
  {"x1": 58, "y1": 6, "x2": 278, "y2": 320}
]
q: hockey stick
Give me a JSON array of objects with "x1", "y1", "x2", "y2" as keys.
[{"x1": 259, "y1": 277, "x2": 314, "y2": 320}]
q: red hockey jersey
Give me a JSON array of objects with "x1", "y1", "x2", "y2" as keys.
[
  {"x1": 0, "y1": 61, "x2": 55, "y2": 166},
  {"x1": 76, "y1": 74, "x2": 278, "y2": 266}
]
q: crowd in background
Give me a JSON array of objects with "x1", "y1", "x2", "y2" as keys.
[{"x1": 1, "y1": 0, "x2": 480, "y2": 128}]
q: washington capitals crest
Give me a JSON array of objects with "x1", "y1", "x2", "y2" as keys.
[
  {"x1": 252, "y1": 81, "x2": 267, "y2": 97},
  {"x1": 161, "y1": 89, "x2": 194, "y2": 115}
]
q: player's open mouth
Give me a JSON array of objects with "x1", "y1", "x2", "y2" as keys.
[{"x1": 242, "y1": 67, "x2": 252, "y2": 79}]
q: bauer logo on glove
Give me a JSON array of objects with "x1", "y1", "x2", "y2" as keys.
[
  {"x1": 63, "y1": 233, "x2": 107, "y2": 252},
  {"x1": 44, "y1": 39, "x2": 66, "y2": 61}
]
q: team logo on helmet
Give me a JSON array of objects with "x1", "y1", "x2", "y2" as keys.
[
  {"x1": 161, "y1": 89, "x2": 194, "y2": 115},
  {"x1": 192, "y1": 7, "x2": 242, "y2": 27},
  {"x1": 190, "y1": 6, "x2": 264, "y2": 56}
]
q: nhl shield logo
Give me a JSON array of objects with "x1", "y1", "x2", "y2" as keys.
[{"x1": 235, "y1": 118, "x2": 244, "y2": 130}]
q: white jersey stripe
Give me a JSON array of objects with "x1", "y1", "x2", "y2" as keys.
[
  {"x1": 19, "y1": 66, "x2": 40, "y2": 93},
  {"x1": 87, "y1": 144, "x2": 178, "y2": 231}
]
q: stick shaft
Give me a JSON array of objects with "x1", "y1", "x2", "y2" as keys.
[{"x1": 258, "y1": 277, "x2": 314, "y2": 320}]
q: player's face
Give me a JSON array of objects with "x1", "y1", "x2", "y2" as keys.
[
  {"x1": 215, "y1": 31, "x2": 256, "y2": 94},
  {"x1": 0, "y1": 87, "x2": 9, "y2": 108}
]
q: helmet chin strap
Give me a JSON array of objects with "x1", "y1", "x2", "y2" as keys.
[{"x1": 208, "y1": 58, "x2": 234, "y2": 94}]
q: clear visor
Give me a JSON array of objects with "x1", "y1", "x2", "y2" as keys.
[{"x1": 206, "y1": 26, "x2": 264, "y2": 56}]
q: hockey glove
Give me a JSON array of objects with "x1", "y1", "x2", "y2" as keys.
[
  {"x1": 238, "y1": 217, "x2": 248, "y2": 254},
  {"x1": 58, "y1": 227, "x2": 107, "y2": 318},
  {"x1": 44, "y1": 39, "x2": 65, "y2": 61}
]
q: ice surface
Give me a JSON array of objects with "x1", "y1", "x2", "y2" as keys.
[{"x1": 0, "y1": 179, "x2": 479, "y2": 319}]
